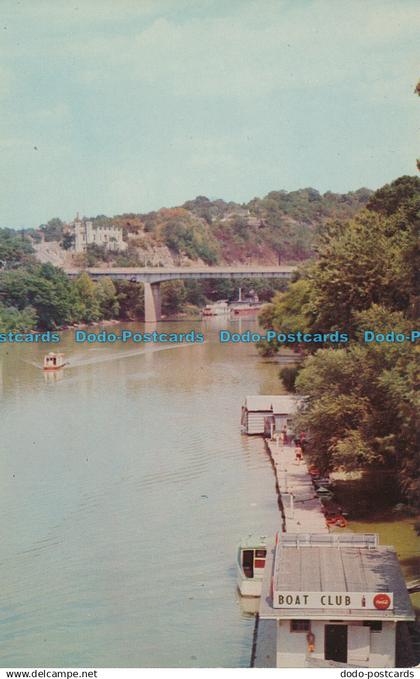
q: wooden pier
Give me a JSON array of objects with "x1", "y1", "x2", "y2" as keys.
[
  {"x1": 253, "y1": 440, "x2": 328, "y2": 667},
  {"x1": 265, "y1": 439, "x2": 328, "y2": 534}
]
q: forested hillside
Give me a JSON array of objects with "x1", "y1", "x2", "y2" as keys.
[
  {"x1": 259, "y1": 176, "x2": 420, "y2": 511},
  {"x1": 36, "y1": 187, "x2": 371, "y2": 267}
]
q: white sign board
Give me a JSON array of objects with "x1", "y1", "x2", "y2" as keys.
[{"x1": 273, "y1": 591, "x2": 393, "y2": 610}]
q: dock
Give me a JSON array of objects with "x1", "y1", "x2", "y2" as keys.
[
  {"x1": 265, "y1": 439, "x2": 328, "y2": 534},
  {"x1": 252, "y1": 439, "x2": 416, "y2": 668},
  {"x1": 253, "y1": 440, "x2": 328, "y2": 667}
]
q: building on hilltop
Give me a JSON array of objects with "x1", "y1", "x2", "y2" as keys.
[{"x1": 70, "y1": 214, "x2": 127, "y2": 253}]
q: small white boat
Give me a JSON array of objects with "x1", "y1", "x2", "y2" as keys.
[
  {"x1": 202, "y1": 300, "x2": 230, "y2": 317},
  {"x1": 43, "y1": 352, "x2": 67, "y2": 371},
  {"x1": 236, "y1": 534, "x2": 269, "y2": 597}
]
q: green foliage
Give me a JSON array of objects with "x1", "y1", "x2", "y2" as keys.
[
  {"x1": 0, "y1": 304, "x2": 37, "y2": 332},
  {"x1": 115, "y1": 281, "x2": 144, "y2": 320},
  {"x1": 61, "y1": 233, "x2": 75, "y2": 250},
  {"x1": 309, "y1": 211, "x2": 411, "y2": 333},
  {"x1": 114, "y1": 244, "x2": 145, "y2": 267},
  {"x1": 89, "y1": 215, "x2": 114, "y2": 227},
  {"x1": 262, "y1": 176, "x2": 420, "y2": 509},
  {"x1": 85, "y1": 244, "x2": 113, "y2": 266},
  {"x1": 161, "y1": 280, "x2": 187, "y2": 315},
  {"x1": 366, "y1": 175, "x2": 420, "y2": 216},
  {"x1": 38, "y1": 187, "x2": 370, "y2": 269},
  {"x1": 295, "y1": 324, "x2": 419, "y2": 507},
  {"x1": 259, "y1": 276, "x2": 313, "y2": 338},
  {"x1": 0, "y1": 263, "x2": 121, "y2": 329},
  {"x1": 0, "y1": 264, "x2": 74, "y2": 329},
  {"x1": 40, "y1": 218, "x2": 64, "y2": 242},
  {"x1": 181, "y1": 195, "x2": 235, "y2": 224},
  {"x1": 0, "y1": 228, "x2": 34, "y2": 268},
  {"x1": 162, "y1": 218, "x2": 219, "y2": 264},
  {"x1": 71, "y1": 272, "x2": 102, "y2": 323},
  {"x1": 262, "y1": 177, "x2": 419, "y2": 347},
  {"x1": 184, "y1": 280, "x2": 206, "y2": 307},
  {"x1": 244, "y1": 187, "x2": 371, "y2": 261},
  {"x1": 95, "y1": 278, "x2": 120, "y2": 319},
  {"x1": 279, "y1": 365, "x2": 299, "y2": 392}
]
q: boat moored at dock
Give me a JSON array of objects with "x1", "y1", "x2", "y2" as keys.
[
  {"x1": 230, "y1": 288, "x2": 263, "y2": 316},
  {"x1": 202, "y1": 300, "x2": 230, "y2": 316},
  {"x1": 237, "y1": 534, "x2": 270, "y2": 597}
]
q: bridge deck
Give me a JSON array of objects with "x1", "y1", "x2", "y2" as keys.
[
  {"x1": 64, "y1": 266, "x2": 296, "y2": 321},
  {"x1": 65, "y1": 265, "x2": 296, "y2": 278}
]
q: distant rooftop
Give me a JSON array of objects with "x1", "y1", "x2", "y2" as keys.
[{"x1": 244, "y1": 394, "x2": 300, "y2": 414}]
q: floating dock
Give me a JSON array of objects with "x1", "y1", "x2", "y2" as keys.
[{"x1": 253, "y1": 441, "x2": 328, "y2": 667}]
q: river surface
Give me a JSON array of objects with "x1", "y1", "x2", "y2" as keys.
[{"x1": 0, "y1": 318, "x2": 283, "y2": 667}]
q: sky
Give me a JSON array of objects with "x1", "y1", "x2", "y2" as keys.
[{"x1": 0, "y1": 0, "x2": 419, "y2": 229}]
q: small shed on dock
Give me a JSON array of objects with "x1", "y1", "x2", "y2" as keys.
[
  {"x1": 259, "y1": 532, "x2": 415, "y2": 668},
  {"x1": 241, "y1": 395, "x2": 300, "y2": 435}
]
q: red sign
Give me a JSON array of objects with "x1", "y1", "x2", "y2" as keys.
[{"x1": 373, "y1": 593, "x2": 391, "y2": 610}]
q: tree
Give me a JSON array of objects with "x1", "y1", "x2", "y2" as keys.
[
  {"x1": 263, "y1": 176, "x2": 420, "y2": 510},
  {"x1": 72, "y1": 272, "x2": 101, "y2": 323},
  {"x1": 40, "y1": 218, "x2": 64, "y2": 242},
  {"x1": 0, "y1": 228, "x2": 34, "y2": 268},
  {"x1": 0, "y1": 264, "x2": 73, "y2": 329},
  {"x1": 115, "y1": 281, "x2": 144, "y2": 320},
  {"x1": 0, "y1": 304, "x2": 37, "y2": 332},
  {"x1": 161, "y1": 280, "x2": 187, "y2": 315},
  {"x1": 294, "y1": 307, "x2": 419, "y2": 509},
  {"x1": 95, "y1": 278, "x2": 120, "y2": 319},
  {"x1": 61, "y1": 233, "x2": 75, "y2": 250},
  {"x1": 366, "y1": 175, "x2": 420, "y2": 216}
]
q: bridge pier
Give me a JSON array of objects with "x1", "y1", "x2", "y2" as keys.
[{"x1": 144, "y1": 281, "x2": 162, "y2": 323}]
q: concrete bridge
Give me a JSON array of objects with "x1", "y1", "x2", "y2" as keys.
[{"x1": 65, "y1": 266, "x2": 296, "y2": 322}]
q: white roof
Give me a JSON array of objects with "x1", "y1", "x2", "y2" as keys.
[
  {"x1": 244, "y1": 394, "x2": 300, "y2": 414},
  {"x1": 244, "y1": 395, "x2": 274, "y2": 411},
  {"x1": 271, "y1": 395, "x2": 299, "y2": 415},
  {"x1": 259, "y1": 538, "x2": 414, "y2": 622}
]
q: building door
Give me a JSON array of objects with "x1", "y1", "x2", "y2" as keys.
[{"x1": 325, "y1": 625, "x2": 348, "y2": 663}]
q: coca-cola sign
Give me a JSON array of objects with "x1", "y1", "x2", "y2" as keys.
[{"x1": 373, "y1": 593, "x2": 392, "y2": 610}]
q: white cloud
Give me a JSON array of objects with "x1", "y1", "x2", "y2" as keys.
[{"x1": 40, "y1": 0, "x2": 418, "y2": 100}]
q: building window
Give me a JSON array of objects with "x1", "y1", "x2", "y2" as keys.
[
  {"x1": 363, "y1": 621, "x2": 382, "y2": 632},
  {"x1": 290, "y1": 620, "x2": 311, "y2": 632}
]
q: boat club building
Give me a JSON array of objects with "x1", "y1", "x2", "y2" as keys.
[
  {"x1": 241, "y1": 395, "x2": 301, "y2": 436},
  {"x1": 259, "y1": 532, "x2": 415, "y2": 668}
]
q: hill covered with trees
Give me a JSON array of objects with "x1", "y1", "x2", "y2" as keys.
[
  {"x1": 35, "y1": 186, "x2": 372, "y2": 268},
  {"x1": 259, "y1": 176, "x2": 420, "y2": 512}
]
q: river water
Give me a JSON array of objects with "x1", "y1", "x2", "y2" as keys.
[{"x1": 0, "y1": 318, "x2": 283, "y2": 667}]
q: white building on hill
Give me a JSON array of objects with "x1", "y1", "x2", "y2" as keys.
[{"x1": 70, "y1": 215, "x2": 127, "y2": 253}]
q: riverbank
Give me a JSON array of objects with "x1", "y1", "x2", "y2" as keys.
[{"x1": 250, "y1": 438, "x2": 420, "y2": 667}]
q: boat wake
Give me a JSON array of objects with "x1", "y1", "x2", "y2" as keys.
[{"x1": 29, "y1": 341, "x2": 203, "y2": 371}]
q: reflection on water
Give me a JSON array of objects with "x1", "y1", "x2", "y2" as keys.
[{"x1": 0, "y1": 319, "x2": 283, "y2": 667}]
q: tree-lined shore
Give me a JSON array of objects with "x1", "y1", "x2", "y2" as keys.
[
  {"x1": 259, "y1": 176, "x2": 419, "y2": 512},
  {"x1": 1, "y1": 176, "x2": 418, "y2": 514}
]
